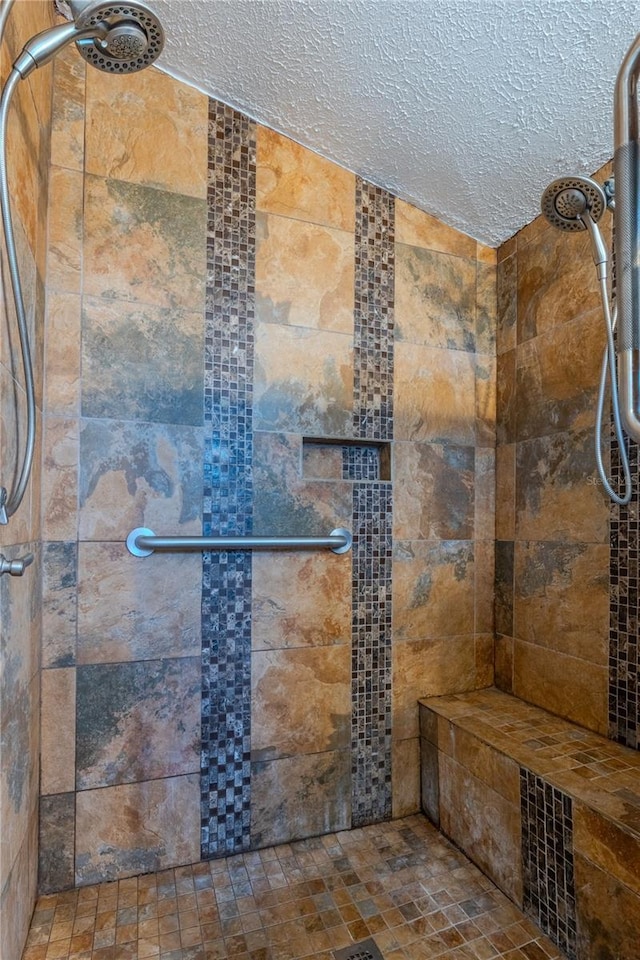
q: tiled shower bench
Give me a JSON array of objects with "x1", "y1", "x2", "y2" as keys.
[{"x1": 419, "y1": 687, "x2": 640, "y2": 960}]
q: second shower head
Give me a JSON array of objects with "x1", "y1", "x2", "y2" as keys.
[{"x1": 541, "y1": 175, "x2": 607, "y2": 232}]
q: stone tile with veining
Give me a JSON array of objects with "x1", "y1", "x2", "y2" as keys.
[
  {"x1": 394, "y1": 342, "x2": 476, "y2": 444},
  {"x1": 81, "y1": 296, "x2": 204, "y2": 425},
  {"x1": 83, "y1": 175, "x2": 207, "y2": 310},
  {"x1": 393, "y1": 442, "x2": 475, "y2": 541},
  {"x1": 392, "y1": 539, "x2": 474, "y2": 641},
  {"x1": 395, "y1": 243, "x2": 476, "y2": 351},
  {"x1": 256, "y1": 212, "x2": 354, "y2": 334},
  {"x1": 75, "y1": 658, "x2": 200, "y2": 789}
]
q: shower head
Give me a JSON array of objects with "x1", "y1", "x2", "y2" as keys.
[
  {"x1": 541, "y1": 175, "x2": 607, "y2": 232},
  {"x1": 13, "y1": 0, "x2": 164, "y2": 78},
  {"x1": 541, "y1": 174, "x2": 610, "y2": 280}
]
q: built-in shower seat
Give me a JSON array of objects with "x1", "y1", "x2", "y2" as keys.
[{"x1": 419, "y1": 687, "x2": 640, "y2": 960}]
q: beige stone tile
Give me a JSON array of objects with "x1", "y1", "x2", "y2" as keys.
[
  {"x1": 451, "y1": 726, "x2": 520, "y2": 804},
  {"x1": 514, "y1": 541, "x2": 609, "y2": 665},
  {"x1": 393, "y1": 441, "x2": 474, "y2": 541},
  {"x1": 515, "y1": 308, "x2": 602, "y2": 442},
  {"x1": 497, "y1": 252, "x2": 517, "y2": 355},
  {"x1": 395, "y1": 200, "x2": 476, "y2": 258},
  {"x1": 41, "y1": 668, "x2": 76, "y2": 795},
  {"x1": 476, "y1": 260, "x2": 497, "y2": 356},
  {"x1": 75, "y1": 775, "x2": 200, "y2": 886},
  {"x1": 575, "y1": 852, "x2": 640, "y2": 960},
  {"x1": 515, "y1": 429, "x2": 609, "y2": 544},
  {"x1": 513, "y1": 639, "x2": 608, "y2": 735},
  {"x1": 251, "y1": 646, "x2": 351, "y2": 760},
  {"x1": 574, "y1": 803, "x2": 640, "y2": 898},
  {"x1": 394, "y1": 342, "x2": 475, "y2": 444},
  {"x1": 517, "y1": 220, "x2": 600, "y2": 342},
  {"x1": 77, "y1": 542, "x2": 201, "y2": 664},
  {"x1": 495, "y1": 443, "x2": 515, "y2": 540},
  {"x1": 85, "y1": 67, "x2": 208, "y2": 197},
  {"x1": 475, "y1": 354, "x2": 496, "y2": 447},
  {"x1": 41, "y1": 417, "x2": 78, "y2": 541},
  {"x1": 251, "y1": 751, "x2": 350, "y2": 848},
  {"x1": 474, "y1": 540, "x2": 495, "y2": 636},
  {"x1": 392, "y1": 539, "x2": 474, "y2": 641},
  {"x1": 253, "y1": 321, "x2": 353, "y2": 437},
  {"x1": 257, "y1": 126, "x2": 355, "y2": 231},
  {"x1": 42, "y1": 541, "x2": 77, "y2": 668},
  {"x1": 475, "y1": 447, "x2": 495, "y2": 541},
  {"x1": 395, "y1": 243, "x2": 476, "y2": 351},
  {"x1": 252, "y1": 551, "x2": 351, "y2": 650},
  {"x1": 498, "y1": 235, "x2": 517, "y2": 262},
  {"x1": 477, "y1": 243, "x2": 497, "y2": 265},
  {"x1": 0, "y1": 798, "x2": 39, "y2": 960},
  {"x1": 439, "y1": 754, "x2": 522, "y2": 906},
  {"x1": 50, "y1": 44, "x2": 86, "y2": 172},
  {"x1": 392, "y1": 738, "x2": 420, "y2": 818},
  {"x1": 44, "y1": 291, "x2": 81, "y2": 416},
  {"x1": 494, "y1": 635, "x2": 514, "y2": 694},
  {"x1": 393, "y1": 636, "x2": 477, "y2": 740},
  {"x1": 83, "y1": 175, "x2": 207, "y2": 310},
  {"x1": 47, "y1": 166, "x2": 83, "y2": 294},
  {"x1": 256, "y1": 212, "x2": 354, "y2": 333},
  {"x1": 76, "y1": 658, "x2": 200, "y2": 789},
  {"x1": 78, "y1": 419, "x2": 203, "y2": 541}
]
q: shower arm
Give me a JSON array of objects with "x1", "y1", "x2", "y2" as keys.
[{"x1": 614, "y1": 31, "x2": 640, "y2": 443}]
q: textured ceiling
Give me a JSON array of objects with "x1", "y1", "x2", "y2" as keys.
[{"x1": 152, "y1": 0, "x2": 640, "y2": 247}]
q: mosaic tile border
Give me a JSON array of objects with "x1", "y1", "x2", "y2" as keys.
[
  {"x1": 350, "y1": 180, "x2": 394, "y2": 827},
  {"x1": 201, "y1": 100, "x2": 256, "y2": 857},
  {"x1": 353, "y1": 178, "x2": 395, "y2": 442},
  {"x1": 609, "y1": 432, "x2": 640, "y2": 749},
  {"x1": 520, "y1": 768, "x2": 577, "y2": 959},
  {"x1": 350, "y1": 481, "x2": 393, "y2": 826}
]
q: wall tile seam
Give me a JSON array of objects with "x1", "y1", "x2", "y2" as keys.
[
  {"x1": 255, "y1": 207, "x2": 356, "y2": 240},
  {"x1": 394, "y1": 238, "x2": 481, "y2": 266}
]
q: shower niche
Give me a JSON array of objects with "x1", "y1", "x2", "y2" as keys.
[{"x1": 302, "y1": 437, "x2": 391, "y2": 483}]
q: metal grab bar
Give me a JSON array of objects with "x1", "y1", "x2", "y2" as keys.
[{"x1": 126, "y1": 527, "x2": 353, "y2": 558}]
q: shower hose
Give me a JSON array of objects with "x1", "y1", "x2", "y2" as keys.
[{"x1": 595, "y1": 275, "x2": 632, "y2": 505}]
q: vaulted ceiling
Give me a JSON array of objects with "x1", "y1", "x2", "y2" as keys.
[{"x1": 153, "y1": 0, "x2": 640, "y2": 247}]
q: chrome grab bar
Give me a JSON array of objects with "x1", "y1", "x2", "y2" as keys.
[
  {"x1": 126, "y1": 527, "x2": 353, "y2": 557},
  {"x1": 0, "y1": 550, "x2": 33, "y2": 577}
]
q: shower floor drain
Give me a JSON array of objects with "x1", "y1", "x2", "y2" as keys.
[{"x1": 333, "y1": 939, "x2": 384, "y2": 960}]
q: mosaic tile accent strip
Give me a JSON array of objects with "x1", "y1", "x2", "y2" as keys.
[
  {"x1": 353, "y1": 178, "x2": 395, "y2": 441},
  {"x1": 609, "y1": 431, "x2": 640, "y2": 749},
  {"x1": 350, "y1": 180, "x2": 394, "y2": 828},
  {"x1": 350, "y1": 482, "x2": 393, "y2": 827},
  {"x1": 341, "y1": 445, "x2": 380, "y2": 482},
  {"x1": 201, "y1": 100, "x2": 256, "y2": 858},
  {"x1": 520, "y1": 768, "x2": 577, "y2": 960}
]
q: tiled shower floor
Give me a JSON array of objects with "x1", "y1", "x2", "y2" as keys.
[{"x1": 23, "y1": 815, "x2": 564, "y2": 960}]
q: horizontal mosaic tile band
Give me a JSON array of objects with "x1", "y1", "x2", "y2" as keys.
[
  {"x1": 520, "y1": 768, "x2": 577, "y2": 960},
  {"x1": 201, "y1": 100, "x2": 256, "y2": 858}
]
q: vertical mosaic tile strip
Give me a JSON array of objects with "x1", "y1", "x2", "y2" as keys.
[
  {"x1": 201, "y1": 100, "x2": 256, "y2": 858},
  {"x1": 353, "y1": 178, "x2": 395, "y2": 441},
  {"x1": 610, "y1": 433, "x2": 640, "y2": 748},
  {"x1": 350, "y1": 180, "x2": 394, "y2": 826},
  {"x1": 520, "y1": 769, "x2": 577, "y2": 959},
  {"x1": 351, "y1": 482, "x2": 393, "y2": 826}
]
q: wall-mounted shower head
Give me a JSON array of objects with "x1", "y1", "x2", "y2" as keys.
[
  {"x1": 541, "y1": 174, "x2": 610, "y2": 280},
  {"x1": 541, "y1": 175, "x2": 607, "y2": 232},
  {"x1": 13, "y1": 0, "x2": 164, "y2": 78}
]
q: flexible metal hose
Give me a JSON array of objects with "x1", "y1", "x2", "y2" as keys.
[
  {"x1": 0, "y1": 66, "x2": 35, "y2": 521},
  {"x1": 595, "y1": 278, "x2": 632, "y2": 505}
]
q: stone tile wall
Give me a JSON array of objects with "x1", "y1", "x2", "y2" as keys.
[
  {"x1": 38, "y1": 48, "x2": 497, "y2": 890},
  {"x1": 495, "y1": 166, "x2": 612, "y2": 733},
  {"x1": 0, "y1": 3, "x2": 54, "y2": 959}
]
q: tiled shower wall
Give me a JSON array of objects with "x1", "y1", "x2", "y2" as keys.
[
  {"x1": 38, "y1": 51, "x2": 497, "y2": 890},
  {"x1": 494, "y1": 163, "x2": 613, "y2": 734},
  {"x1": 0, "y1": 2, "x2": 54, "y2": 958}
]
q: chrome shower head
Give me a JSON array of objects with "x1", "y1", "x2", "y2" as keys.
[
  {"x1": 541, "y1": 174, "x2": 610, "y2": 280},
  {"x1": 13, "y1": 0, "x2": 163, "y2": 77},
  {"x1": 68, "y1": 0, "x2": 164, "y2": 74},
  {"x1": 541, "y1": 175, "x2": 607, "y2": 232}
]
